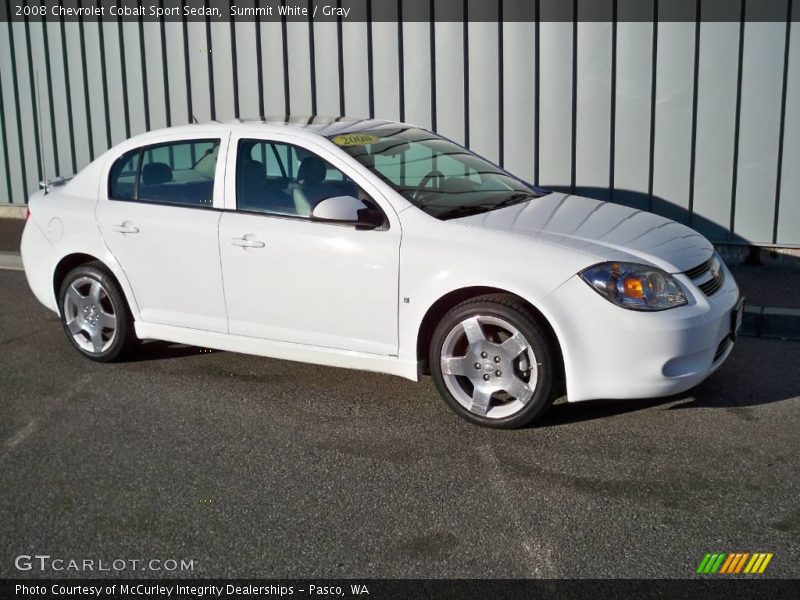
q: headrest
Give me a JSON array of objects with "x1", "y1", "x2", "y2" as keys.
[
  {"x1": 241, "y1": 159, "x2": 265, "y2": 185},
  {"x1": 297, "y1": 156, "x2": 327, "y2": 185},
  {"x1": 141, "y1": 162, "x2": 172, "y2": 186}
]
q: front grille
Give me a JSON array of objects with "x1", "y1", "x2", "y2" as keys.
[
  {"x1": 698, "y1": 270, "x2": 725, "y2": 296},
  {"x1": 683, "y1": 257, "x2": 714, "y2": 279},
  {"x1": 683, "y1": 256, "x2": 724, "y2": 297}
]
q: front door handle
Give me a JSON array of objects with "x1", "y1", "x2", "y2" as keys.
[
  {"x1": 112, "y1": 222, "x2": 139, "y2": 234},
  {"x1": 232, "y1": 236, "x2": 265, "y2": 249}
]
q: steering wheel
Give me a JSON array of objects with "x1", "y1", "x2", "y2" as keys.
[{"x1": 413, "y1": 169, "x2": 445, "y2": 201}]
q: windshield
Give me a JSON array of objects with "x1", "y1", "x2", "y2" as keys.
[{"x1": 329, "y1": 126, "x2": 548, "y2": 219}]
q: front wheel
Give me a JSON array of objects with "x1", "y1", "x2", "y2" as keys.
[
  {"x1": 58, "y1": 262, "x2": 137, "y2": 362},
  {"x1": 429, "y1": 295, "x2": 556, "y2": 428}
]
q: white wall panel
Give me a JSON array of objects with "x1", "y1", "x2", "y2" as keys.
[
  {"x1": 13, "y1": 21, "x2": 40, "y2": 185},
  {"x1": 141, "y1": 22, "x2": 166, "y2": 130},
  {"x1": 433, "y1": 21, "x2": 464, "y2": 143},
  {"x1": 371, "y1": 21, "x2": 400, "y2": 122},
  {"x1": 467, "y1": 20, "x2": 499, "y2": 163},
  {"x1": 342, "y1": 20, "x2": 370, "y2": 118},
  {"x1": 260, "y1": 20, "x2": 287, "y2": 116},
  {"x1": 537, "y1": 22, "x2": 572, "y2": 188},
  {"x1": 502, "y1": 21, "x2": 535, "y2": 182},
  {"x1": 234, "y1": 20, "x2": 260, "y2": 118},
  {"x1": 777, "y1": 18, "x2": 800, "y2": 245},
  {"x1": 692, "y1": 21, "x2": 740, "y2": 241},
  {"x1": 62, "y1": 21, "x2": 91, "y2": 168},
  {"x1": 0, "y1": 25, "x2": 24, "y2": 202},
  {"x1": 651, "y1": 21, "x2": 694, "y2": 221},
  {"x1": 575, "y1": 20, "x2": 612, "y2": 200},
  {"x1": 0, "y1": 11, "x2": 798, "y2": 247},
  {"x1": 164, "y1": 21, "x2": 189, "y2": 125},
  {"x1": 313, "y1": 21, "x2": 340, "y2": 116},
  {"x1": 186, "y1": 22, "x2": 212, "y2": 122},
  {"x1": 285, "y1": 21, "x2": 312, "y2": 115},
  {"x1": 733, "y1": 20, "x2": 785, "y2": 242},
  {"x1": 401, "y1": 21, "x2": 431, "y2": 129},
  {"x1": 614, "y1": 21, "x2": 652, "y2": 211},
  {"x1": 210, "y1": 20, "x2": 235, "y2": 120}
]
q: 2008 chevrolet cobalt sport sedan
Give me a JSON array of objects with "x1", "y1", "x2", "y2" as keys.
[{"x1": 21, "y1": 117, "x2": 743, "y2": 428}]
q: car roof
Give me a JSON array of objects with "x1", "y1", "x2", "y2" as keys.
[
  {"x1": 121, "y1": 116, "x2": 412, "y2": 148},
  {"x1": 233, "y1": 115, "x2": 401, "y2": 135}
]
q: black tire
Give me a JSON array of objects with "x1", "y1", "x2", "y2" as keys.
[
  {"x1": 429, "y1": 294, "x2": 556, "y2": 429},
  {"x1": 58, "y1": 262, "x2": 138, "y2": 362}
]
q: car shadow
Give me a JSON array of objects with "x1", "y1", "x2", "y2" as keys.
[{"x1": 121, "y1": 340, "x2": 219, "y2": 363}]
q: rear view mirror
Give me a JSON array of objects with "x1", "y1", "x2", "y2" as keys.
[
  {"x1": 312, "y1": 195, "x2": 365, "y2": 222},
  {"x1": 311, "y1": 196, "x2": 385, "y2": 230}
]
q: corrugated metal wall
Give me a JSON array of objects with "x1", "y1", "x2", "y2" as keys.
[{"x1": 1, "y1": 2, "x2": 798, "y2": 246}]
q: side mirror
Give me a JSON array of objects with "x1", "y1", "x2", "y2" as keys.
[{"x1": 311, "y1": 196, "x2": 384, "y2": 230}]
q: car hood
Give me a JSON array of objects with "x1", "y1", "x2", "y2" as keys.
[{"x1": 451, "y1": 192, "x2": 714, "y2": 273}]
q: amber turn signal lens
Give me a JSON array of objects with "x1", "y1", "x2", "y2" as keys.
[{"x1": 623, "y1": 277, "x2": 644, "y2": 299}]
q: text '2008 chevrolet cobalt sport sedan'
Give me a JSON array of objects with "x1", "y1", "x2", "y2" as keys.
[{"x1": 21, "y1": 117, "x2": 743, "y2": 428}]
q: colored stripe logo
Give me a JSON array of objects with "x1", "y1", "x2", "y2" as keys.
[{"x1": 696, "y1": 552, "x2": 773, "y2": 574}]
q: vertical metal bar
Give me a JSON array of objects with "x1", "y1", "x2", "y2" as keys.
[
  {"x1": 609, "y1": 0, "x2": 617, "y2": 201},
  {"x1": 534, "y1": 0, "x2": 539, "y2": 185},
  {"x1": 77, "y1": 14, "x2": 94, "y2": 159},
  {"x1": 647, "y1": 0, "x2": 659, "y2": 211},
  {"x1": 204, "y1": 3, "x2": 216, "y2": 120},
  {"x1": 729, "y1": 0, "x2": 746, "y2": 238},
  {"x1": 58, "y1": 5, "x2": 76, "y2": 173},
  {"x1": 281, "y1": 0, "x2": 290, "y2": 115},
  {"x1": 688, "y1": 0, "x2": 701, "y2": 226},
  {"x1": 255, "y1": 0, "x2": 265, "y2": 117},
  {"x1": 23, "y1": 11, "x2": 43, "y2": 181},
  {"x1": 430, "y1": 0, "x2": 437, "y2": 131},
  {"x1": 159, "y1": 0, "x2": 172, "y2": 127},
  {"x1": 366, "y1": 0, "x2": 375, "y2": 118},
  {"x1": 230, "y1": 11, "x2": 240, "y2": 118},
  {"x1": 772, "y1": 0, "x2": 792, "y2": 244},
  {"x1": 570, "y1": 0, "x2": 577, "y2": 193},
  {"x1": 138, "y1": 15, "x2": 150, "y2": 130},
  {"x1": 7, "y1": 18, "x2": 29, "y2": 194},
  {"x1": 96, "y1": 2, "x2": 112, "y2": 148},
  {"x1": 181, "y1": 0, "x2": 193, "y2": 123},
  {"x1": 308, "y1": 0, "x2": 317, "y2": 115},
  {"x1": 463, "y1": 0, "x2": 469, "y2": 147},
  {"x1": 117, "y1": 10, "x2": 131, "y2": 138},
  {"x1": 498, "y1": 0, "x2": 504, "y2": 167},
  {"x1": 397, "y1": 0, "x2": 405, "y2": 122},
  {"x1": 336, "y1": 0, "x2": 345, "y2": 116},
  {"x1": 40, "y1": 0, "x2": 59, "y2": 174}
]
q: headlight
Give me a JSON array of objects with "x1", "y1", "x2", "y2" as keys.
[{"x1": 579, "y1": 262, "x2": 687, "y2": 311}]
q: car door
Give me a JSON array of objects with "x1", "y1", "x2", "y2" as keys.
[
  {"x1": 218, "y1": 134, "x2": 401, "y2": 355},
  {"x1": 96, "y1": 133, "x2": 229, "y2": 333}
]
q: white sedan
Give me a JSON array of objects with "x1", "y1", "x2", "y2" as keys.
[{"x1": 21, "y1": 117, "x2": 743, "y2": 428}]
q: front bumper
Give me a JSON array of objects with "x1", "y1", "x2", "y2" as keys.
[{"x1": 546, "y1": 262, "x2": 741, "y2": 402}]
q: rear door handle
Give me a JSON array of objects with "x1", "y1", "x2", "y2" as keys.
[
  {"x1": 232, "y1": 236, "x2": 265, "y2": 249},
  {"x1": 112, "y1": 222, "x2": 139, "y2": 234}
]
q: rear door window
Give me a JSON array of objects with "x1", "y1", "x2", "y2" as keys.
[{"x1": 108, "y1": 139, "x2": 220, "y2": 207}]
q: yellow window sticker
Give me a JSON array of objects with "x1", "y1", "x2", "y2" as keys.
[{"x1": 333, "y1": 133, "x2": 380, "y2": 146}]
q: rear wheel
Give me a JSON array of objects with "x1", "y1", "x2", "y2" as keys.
[
  {"x1": 430, "y1": 294, "x2": 556, "y2": 428},
  {"x1": 58, "y1": 262, "x2": 137, "y2": 362}
]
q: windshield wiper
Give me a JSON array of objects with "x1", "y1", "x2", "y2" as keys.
[
  {"x1": 490, "y1": 191, "x2": 537, "y2": 209},
  {"x1": 436, "y1": 205, "x2": 493, "y2": 220},
  {"x1": 434, "y1": 191, "x2": 538, "y2": 220}
]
